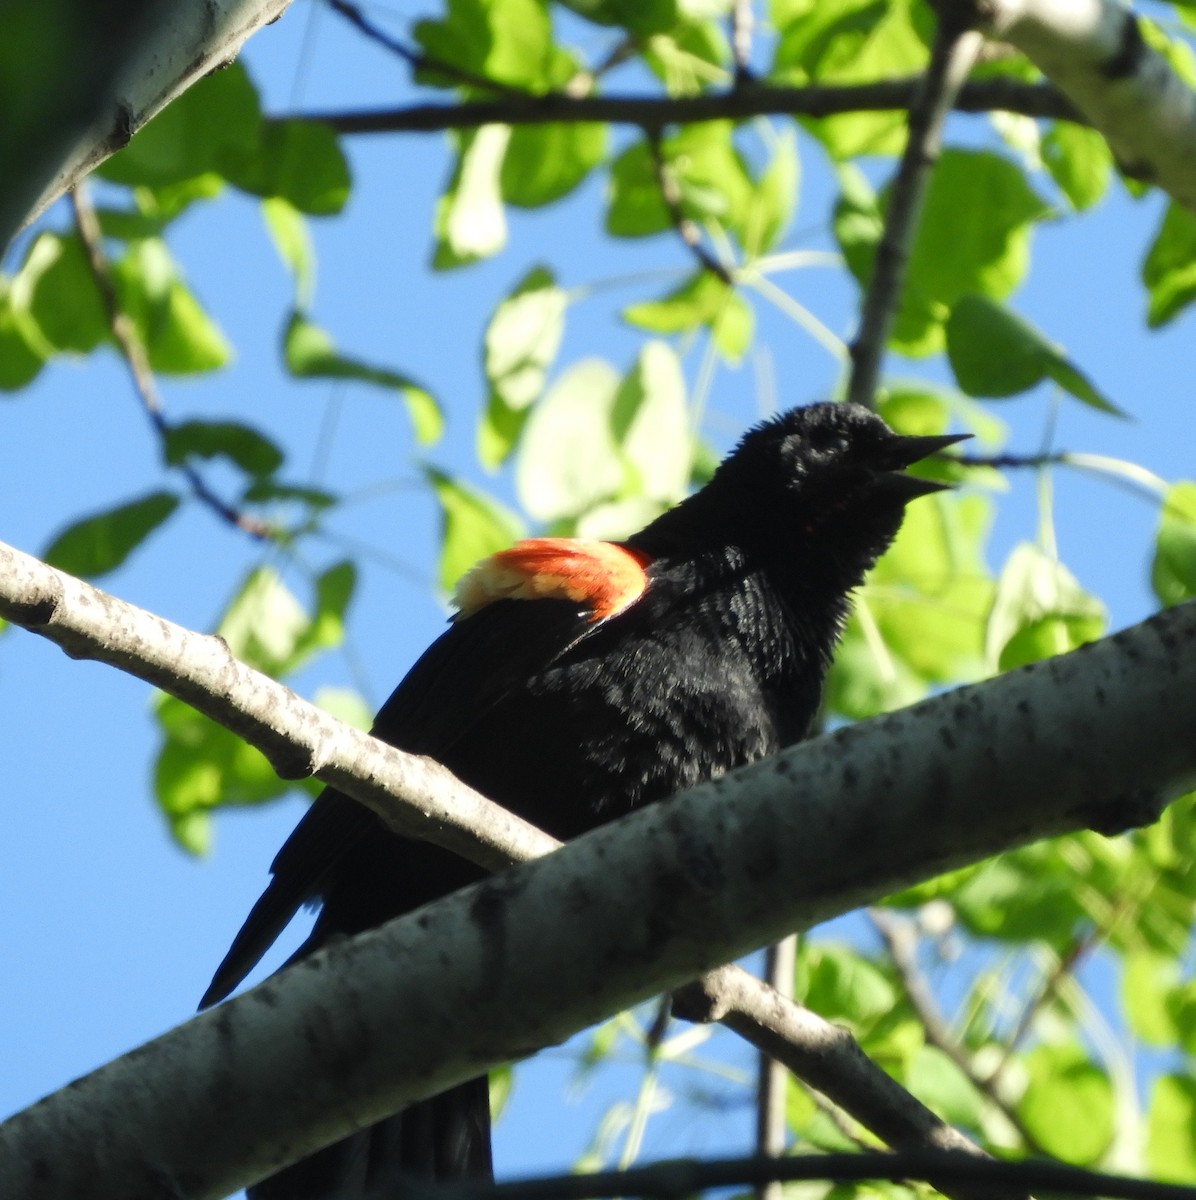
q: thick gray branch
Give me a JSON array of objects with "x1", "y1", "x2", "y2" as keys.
[
  {"x1": 0, "y1": 540, "x2": 999, "y2": 1188},
  {"x1": 4, "y1": 0, "x2": 291, "y2": 253},
  {"x1": 0, "y1": 538, "x2": 550, "y2": 871},
  {"x1": 1, "y1": 545, "x2": 1193, "y2": 1196},
  {"x1": 960, "y1": 0, "x2": 1196, "y2": 210}
]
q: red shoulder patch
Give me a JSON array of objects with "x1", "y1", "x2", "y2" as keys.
[{"x1": 453, "y1": 538, "x2": 651, "y2": 622}]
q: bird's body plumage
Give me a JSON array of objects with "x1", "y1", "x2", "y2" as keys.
[{"x1": 203, "y1": 403, "x2": 964, "y2": 1198}]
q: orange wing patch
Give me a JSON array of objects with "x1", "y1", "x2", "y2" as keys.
[{"x1": 453, "y1": 538, "x2": 651, "y2": 622}]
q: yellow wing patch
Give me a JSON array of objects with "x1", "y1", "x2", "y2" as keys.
[{"x1": 453, "y1": 538, "x2": 651, "y2": 622}]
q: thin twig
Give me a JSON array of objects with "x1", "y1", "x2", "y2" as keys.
[
  {"x1": 328, "y1": 0, "x2": 533, "y2": 99},
  {"x1": 645, "y1": 129, "x2": 734, "y2": 284},
  {"x1": 755, "y1": 937, "x2": 795, "y2": 1200},
  {"x1": 296, "y1": 78, "x2": 1082, "y2": 135},
  {"x1": 68, "y1": 186, "x2": 274, "y2": 541},
  {"x1": 476, "y1": 1149, "x2": 1196, "y2": 1200},
  {"x1": 673, "y1": 966, "x2": 1018, "y2": 1200},
  {"x1": 870, "y1": 909, "x2": 1045, "y2": 1154},
  {"x1": 845, "y1": 19, "x2": 985, "y2": 410},
  {"x1": 987, "y1": 931, "x2": 1097, "y2": 1091}
]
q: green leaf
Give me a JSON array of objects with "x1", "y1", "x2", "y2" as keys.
[
  {"x1": 826, "y1": 491, "x2": 994, "y2": 720},
  {"x1": 426, "y1": 468, "x2": 524, "y2": 594},
  {"x1": 796, "y1": 942, "x2": 896, "y2": 1035},
  {"x1": 1018, "y1": 1042, "x2": 1113, "y2": 1164},
  {"x1": 642, "y1": 19, "x2": 728, "y2": 92},
  {"x1": 839, "y1": 151, "x2": 1049, "y2": 356},
  {"x1": 946, "y1": 294, "x2": 1122, "y2": 414},
  {"x1": 312, "y1": 686, "x2": 372, "y2": 732},
  {"x1": 986, "y1": 543, "x2": 1106, "y2": 671},
  {"x1": 242, "y1": 479, "x2": 337, "y2": 510},
  {"x1": 217, "y1": 565, "x2": 311, "y2": 676},
  {"x1": 153, "y1": 692, "x2": 291, "y2": 855},
  {"x1": 283, "y1": 312, "x2": 443, "y2": 444},
  {"x1": 433, "y1": 126, "x2": 511, "y2": 268},
  {"x1": 43, "y1": 491, "x2": 180, "y2": 579},
  {"x1": 748, "y1": 128, "x2": 799, "y2": 256},
  {"x1": 15, "y1": 232, "x2": 108, "y2": 354},
  {"x1": 624, "y1": 271, "x2": 754, "y2": 363},
  {"x1": 771, "y1": 0, "x2": 925, "y2": 158},
  {"x1": 1123, "y1": 948, "x2": 1182, "y2": 1046},
  {"x1": 1148, "y1": 1075, "x2": 1196, "y2": 1182},
  {"x1": 606, "y1": 141, "x2": 672, "y2": 238},
  {"x1": 214, "y1": 561, "x2": 353, "y2": 680},
  {"x1": 558, "y1": 0, "x2": 677, "y2": 35},
  {"x1": 224, "y1": 120, "x2": 350, "y2": 216},
  {"x1": 1041, "y1": 122, "x2": 1111, "y2": 211},
  {"x1": 951, "y1": 844, "x2": 1085, "y2": 941},
  {"x1": 163, "y1": 420, "x2": 284, "y2": 478},
  {"x1": 415, "y1": 0, "x2": 557, "y2": 90},
  {"x1": 608, "y1": 124, "x2": 755, "y2": 246},
  {"x1": 99, "y1": 61, "x2": 262, "y2": 188},
  {"x1": 610, "y1": 341, "x2": 691, "y2": 503},
  {"x1": 1152, "y1": 482, "x2": 1196, "y2": 606},
  {"x1": 479, "y1": 266, "x2": 567, "y2": 468},
  {"x1": 516, "y1": 359, "x2": 624, "y2": 521},
  {"x1": 292, "y1": 561, "x2": 358, "y2": 667},
  {"x1": 0, "y1": 283, "x2": 45, "y2": 389},
  {"x1": 111, "y1": 239, "x2": 232, "y2": 374},
  {"x1": 261, "y1": 197, "x2": 315, "y2": 307},
  {"x1": 906, "y1": 1047, "x2": 984, "y2": 1130},
  {"x1": 501, "y1": 123, "x2": 606, "y2": 208},
  {"x1": 1143, "y1": 202, "x2": 1196, "y2": 328}
]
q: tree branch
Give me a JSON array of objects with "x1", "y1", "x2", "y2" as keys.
[
  {"x1": 957, "y1": 0, "x2": 1196, "y2": 212},
  {"x1": 0, "y1": 537, "x2": 996, "y2": 1184},
  {"x1": 870, "y1": 909, "x2": 1045, "y2": 1153},
  {"x1": 5, "y1": 0, "x2": 291, "y2": 253},
  {"x1": 297, "y1": 78, "x2": 1081, "y2": 136},
  {"x1": 69, "y1": 186, "x2": 275, "y2": 541},
  {"x1": 2, "y1": 535, "x2": 1194, "y2": 1196},
  {"x1": 477, "y1": 1149, "x2": 1196, "y2": 1200},
  {"x1": 846, "y1": 17, "x2": 984, "y2": 409},
  {"x1": 645, "y1": 129, "x2": 734, "y2": 284}
]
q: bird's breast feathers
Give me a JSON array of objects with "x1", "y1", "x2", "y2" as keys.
[{"x1": 452, "y1": 538, "x2": 652, "y2": 622}]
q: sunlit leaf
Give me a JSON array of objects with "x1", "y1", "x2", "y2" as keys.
[
  {"x1": 1143, "y1": 201, "x2": 1196, "y2": 328},
  {"x1": 43, "y1": 491, "x2": 179, "y2": 579},
  {"x1": 427, "y1": 467, "x2": 524, "y2": 594},
  {"x1": 262, "y1": 197, "x2": 315, "y2": 307},
  {"x1": 986, "y1": 543, "x2": 1106, "y2": 671},
  {"x1": 1041, "y1": 122, "x2": 1111, "y2": 211},
  {"x1": 434, "y1": 126, "x2": 511, "y2": 268},
  {"x1": 1018, "y1": 1042, "x2": 1113, "y2": 1164},
  {"x1": 1148, "y1": 1075, "x2": 1196, "y2": 1182},
  {"x1": 502, "y1": 123, "x2": 606, "y2": 208},
  {"x1": 283, "y1": 312, "x2": 442, "y2": 444},
  {"x1": 479, "y1": 266, "x2": 567, "y2": 467},
  {"x1": 1153, "y1": 482, "x2": 1196, "y2": 606},
  {"x1": 516, "y1": 358, "x2": 624, "y2": 521}
]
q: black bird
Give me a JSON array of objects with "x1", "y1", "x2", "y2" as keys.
[{"x1": 202, "y1": 401, "x2": 966, "y2": 1198}]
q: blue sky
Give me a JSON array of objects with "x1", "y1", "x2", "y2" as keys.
[{"x1": 2, "y1": 1, "x2": 1194, "y2": 1190}]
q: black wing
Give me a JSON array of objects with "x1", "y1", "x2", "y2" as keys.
[{"x1": 200, "y1": 598, "x2": 598, "y2": 1008}]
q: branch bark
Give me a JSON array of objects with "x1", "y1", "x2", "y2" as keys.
[
  {"x1": 958, "y1": 0, "x2": 1196, "y2": 211},
  {"x1": 2, "y1": 536, "x2": 1194, "y2": 1198},
  {"x1": 3, "y1": 0, "x2": 291, "y2": 254}
]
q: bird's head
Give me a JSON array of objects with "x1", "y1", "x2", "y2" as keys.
[{"x1": 650, "y1": 402, "x2": 969, "y2": 589}]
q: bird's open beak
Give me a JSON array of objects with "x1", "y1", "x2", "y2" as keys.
[{"x1": 872, "y1": 431, "x2": 972, "y2": 503}]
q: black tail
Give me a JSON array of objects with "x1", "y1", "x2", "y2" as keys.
[{"x1": 249, "y1": 1076, "x2": 493, "y2": 1199}]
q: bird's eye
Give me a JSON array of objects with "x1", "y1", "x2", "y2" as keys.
[{"x1": 806, "y1": 427, "x2": 846, "y2": 455}]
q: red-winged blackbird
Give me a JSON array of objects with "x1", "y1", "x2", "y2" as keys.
[{"x1": 202, "y1": 401, "x2": 965, "y2": 1199}]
